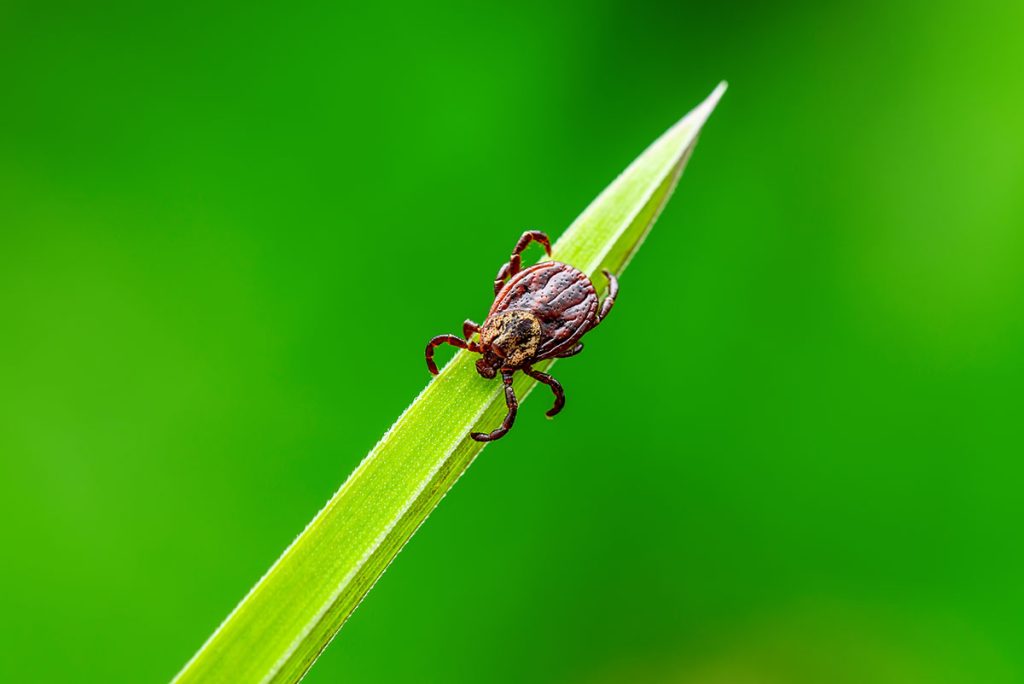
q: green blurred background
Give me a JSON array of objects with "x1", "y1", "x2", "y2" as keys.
[{"x1": 2, "y1": 1, "x2": 1023, "y2": 682}]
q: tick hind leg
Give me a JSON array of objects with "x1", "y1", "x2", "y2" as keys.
[
  {"x1": 524, "y1": 366, "x2": 565, "y2": 417},
  {"x1": 471, "y1": 371, "x2": 518, "y2": 442},
  {"x1": 596, "y1": 269, "x2": 619, "y2": 323},
  {"x1": 425, "y1": 334, "x2": 479, "y2": 375},
  {"x1": 493, "y1": 230, "x2": 552, "y2": 294},
  {"x1": 556, "y1": 343, "x2": 583, "y2": 359}
]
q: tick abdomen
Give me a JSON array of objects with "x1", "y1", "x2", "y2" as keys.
[{"x1": 491, "y1": 262, "x2": 598, "y2": 358}]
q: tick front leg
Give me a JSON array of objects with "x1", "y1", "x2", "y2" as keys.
[
  {"x1": 524, "y1": 366, "x2": 565, "y2": 417},
  {"x1": 493, "y1": 230, "x2": 552, "y2": 294},
  {"x1": 463, "y1": 319, "x2": 481, "y2": 340},
  {"x1": 425, "y1": 334, "x2": 478, "y2": 375},
  {"x1": 471, "y1": 371, "x2": 518, "y2": 441},
  {"x1": 596, "y1": 269, "x2": 619, "y2": 322}
]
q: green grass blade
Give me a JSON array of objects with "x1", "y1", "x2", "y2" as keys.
[{"x1": 172, "y1": 82, "x2": 727, "y2": 684}]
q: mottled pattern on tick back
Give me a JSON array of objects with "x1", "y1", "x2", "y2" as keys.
[
  {"x1": 424, "y1": 230, "x2": 618, "y2": 442},
  {"x1": 479, "y1": 310, "x2": 542, "y2": 367},
  {"x1": 489, "y1": 261, "x2": 598, "y2": 359}
]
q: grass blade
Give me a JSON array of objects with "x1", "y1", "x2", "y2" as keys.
[{"x1": 173, "y1": 82, "x2": 727, "y2": 684}]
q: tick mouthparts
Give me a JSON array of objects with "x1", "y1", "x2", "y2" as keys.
[{"x1": 475, "y1": 358, "x2": 497, "y2": 379}]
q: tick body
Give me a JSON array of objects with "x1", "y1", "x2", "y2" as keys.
[{"x1": 425, "y1": 230, "x2": 618, "y2": 442}]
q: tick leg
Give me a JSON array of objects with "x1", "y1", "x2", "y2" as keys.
[
  {"x1": 555, "y1": 343, "x2": 583, "y2": 359},
  {"x1": 471, "y1": 371, "x2": 518, "y2": 441},
  {"x1": 493, "y1": 230, "x2": 552, "y2": 294},
  {"x1": 508, "y1": 230, "x2": 552, "y2": 276},
  {"x1": 425, "y1": 334, "x2": 479, "y2": 375},
  {"x1": 524, "y1": 366, "x2": 565, "y2": 417},
  {"x1": 493, "y1": 262, "x2": 511, "y2": 295},
  {"x1": 463, "y1": 319, "x2": 481, "y2": 340},
  {"x1": 596, "y1": 269, "x2": 619, "y2": 322}
]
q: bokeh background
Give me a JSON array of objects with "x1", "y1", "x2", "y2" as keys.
[{"x1": 2, "y1": 1, "x2": 1023, "y2": 682}]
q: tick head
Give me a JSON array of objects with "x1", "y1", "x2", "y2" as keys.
[{"x1": 475, "y1": 351, "x2": 501, "y2": 379}]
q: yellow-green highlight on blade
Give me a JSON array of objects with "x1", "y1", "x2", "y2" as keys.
[{"x1": 172, "y1": 81, "x2": 727, "y2": 684}]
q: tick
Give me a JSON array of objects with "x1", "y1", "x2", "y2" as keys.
[{"x1": 425, "y1": 230, "x2": 618, "y2": 442}]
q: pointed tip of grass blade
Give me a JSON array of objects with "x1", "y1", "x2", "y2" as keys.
[
  {"x1": 559, "y1": 81, "x2": 728, "y2": 277},
  {"x1": 700, "y1": 80, "x2": 729, "y2": 120},
  {"x1": 662, "y1": 81, "x2": 728, "y2": 151},
  {"x1": 686, "y1": 80, "x2": 728, "y2": 138}
]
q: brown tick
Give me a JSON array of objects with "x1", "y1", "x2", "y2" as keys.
[{"x1": 425, "y1": 230, "x2": 618, "y2": 442}]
